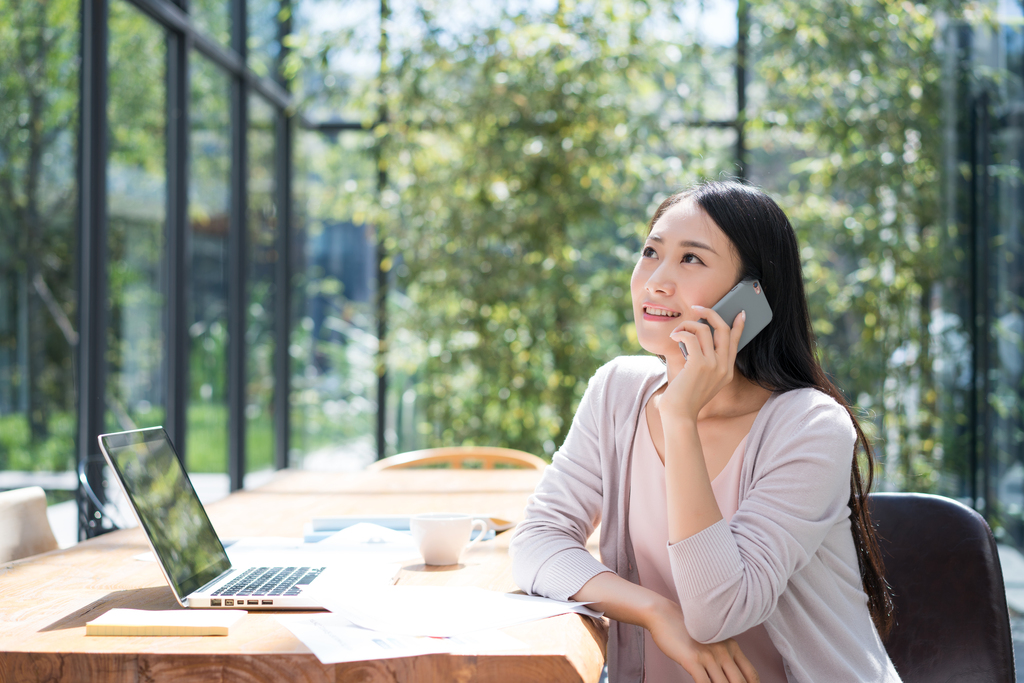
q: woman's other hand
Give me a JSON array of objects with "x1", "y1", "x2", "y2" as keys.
[
  {"x1": 647, "y1": 599, "x2": 760, "y2": 683},
  {"x1": 665, "y1": 306, "x2": 746, "y2": 420}
]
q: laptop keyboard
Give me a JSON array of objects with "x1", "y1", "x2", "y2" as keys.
[{"x1": 212, "y1": 566, "x2": 325, "y2": 597}]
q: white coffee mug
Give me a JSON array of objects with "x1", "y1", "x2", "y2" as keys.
[{"x1": 410, "y1": 513, "x2": 488, "y2": 566}]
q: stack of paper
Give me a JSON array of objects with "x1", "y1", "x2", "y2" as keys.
[
  {"x1": 277, "y1": 578, "x2": 601, "y2": 664},
  {"x1": 311, "y1": 585, "x2": 601, "y2": 637}
]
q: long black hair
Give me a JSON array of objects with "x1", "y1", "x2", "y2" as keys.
[{"x1": 648, "y1": 180, "x2": 893, "y2": 638}]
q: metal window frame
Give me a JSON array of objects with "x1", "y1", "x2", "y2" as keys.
[
  {"x1": 76, "y1": 0, "x2": 299, "y2": 537},
  {"x1": 165, "y1": 7, "x2": 190, "y2": 469},
  {"x1": 77, "y1": 0, "x2": 111, "y2": 540},
  {"x1": 227, "y1": 0, "x2": 248, "y2": 492},
  {"x1": 274, "y1": 0, "x2": 293, "y2": 470}
]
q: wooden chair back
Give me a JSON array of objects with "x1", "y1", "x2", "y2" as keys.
[{"x1": 367, "y1": 446, "x2": 547, "y2": 472}]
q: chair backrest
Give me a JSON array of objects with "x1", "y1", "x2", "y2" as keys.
[
  {"x1": 869, "y1": 492, "x2": 1015, "y2": 683},
  {"x1": 366, "y1": 446, "x2": 547, "y2": 472},
  {"x1": 0, "y1": 486, "x2": 59, "y2": 563}
]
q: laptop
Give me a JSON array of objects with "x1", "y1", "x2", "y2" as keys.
[{"x1": 98, "y1": 426, "x2": 330, "y2": 610}]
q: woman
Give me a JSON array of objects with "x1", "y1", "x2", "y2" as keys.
[{"x1": 509, "y1": 181, "x2": 900, "y2": 683}]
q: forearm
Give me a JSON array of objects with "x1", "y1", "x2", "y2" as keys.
[
  {"x1": 571, "y1": 570, "x2": 760, "y2": 682},
  {"x1": 570, "y1": 570, "x2": 678, "y2": 629},
  {"x1": 663, "y1": 419, "x2": 723, "y2": 544}
]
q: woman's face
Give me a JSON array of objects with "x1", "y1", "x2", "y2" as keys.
[{"x1": 630, "y1": 199, "x2": 744, "y2": 359}]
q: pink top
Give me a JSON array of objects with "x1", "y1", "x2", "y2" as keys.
[{"x1": 629, "y1": 408, "x2": 787, "y2": 682}]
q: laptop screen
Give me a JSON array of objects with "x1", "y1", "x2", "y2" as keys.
[{"x1": 99, "y1": 427, "x2": 231, "y2": 601}]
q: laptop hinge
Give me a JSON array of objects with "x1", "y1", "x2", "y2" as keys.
[{"x1": 195, "y1": 569, "x2": 235, "y2": 595}]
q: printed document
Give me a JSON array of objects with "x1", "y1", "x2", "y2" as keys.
[{"x1": 309, "y1": 584, "x2": 601, "y2": 637}]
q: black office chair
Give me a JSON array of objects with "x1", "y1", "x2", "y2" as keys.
[{"x1": 869, "y1": 492, "x2": 1016, "y2": 682}]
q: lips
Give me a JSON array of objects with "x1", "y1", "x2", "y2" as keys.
[{"x1": 642, "y1": 306, "x2": 681, "y2": 319}]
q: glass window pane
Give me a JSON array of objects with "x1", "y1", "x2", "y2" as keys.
[
  {"x1": 292, "y1": 0, "x2": 379, "y2": 122},
  {"x1": 943, "y1": 21, "x2": 1024, "y2": 541},
  {"x1": 248, "y1": 0, "x2": 281, "y2": 80},
  {"x1": 0, "y1": 1, "x2": 79, "y2": 487},
  {"x1": 106, "y1": 0, "x2": 167, "y2": 435},
  {"x1": 188, "y1": 54, "x2": 231, "y2": 475},
  {"x1": 190, "y1": 0, "x2": 230, "y2": 49},
  {"x1": 291, "y1": 130, "x2": 377, "y2": 469},
  {"x1": 246, "y1": 94, "x2": 277, "y2": 475}
]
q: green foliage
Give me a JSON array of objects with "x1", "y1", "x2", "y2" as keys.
[
  {"x1": 288, "y1": 128, "x2": 381, "y2": 457},
  {"x1": 373, "y1": 1, "x2": 735, "y2": 455},
  {"x1": 0, "y1": 411, "x2": 74, "y2": 472},
  {"x1": 104, "y1": 0, "x2": 168, "y2": 433},
  {"x1": 0, "y1": 0, "x2": 79, "y2": 441},
  {"x1": 748, "y1": 0, "x2": 956, "y2": 491}
]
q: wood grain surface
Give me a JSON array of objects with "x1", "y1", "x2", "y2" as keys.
[{"x1": 0, "y1": 469, "x2": 607, "y2": 683}]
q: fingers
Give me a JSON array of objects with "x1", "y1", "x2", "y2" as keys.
[
  {"x1": 702, "y1": 659, "x2": 739, "y2": 683},
  {"x1": 731, "y1": 644, "x2": 760, "y2": 683},
  {"x1": 706, "y1": 664, "x2": 733, "y2": 683},
  {"x1": 692, "y1": 305, "x2": 730, "y2": 341},
  {"x1": 720, "y1": 657, "x2": 750, "y2": 683},
  {"x1": 729, "y1": 310, "x2": 747, "y2": 358},
  {"x1": 723, "y1": 638, "x2": 759, "y2": 683},
  {"x1": 670, "y1": 321, "x2": 715, "y2": 359},
  {"x1": 707, "y1": 640, "x2": 756, "y2": 683}
]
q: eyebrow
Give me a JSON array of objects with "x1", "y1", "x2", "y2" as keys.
[{"x1": 648, "y1": 234, "x2": 719, "y2": 255}]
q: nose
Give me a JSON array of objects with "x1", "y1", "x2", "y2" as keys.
[{"x1": 645, "y1": 261, "x2": 674, "y2": 296}]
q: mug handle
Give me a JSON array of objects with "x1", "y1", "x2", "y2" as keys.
[{"x1": 464, "y1": 518, "x2": 489, "y2": 555}]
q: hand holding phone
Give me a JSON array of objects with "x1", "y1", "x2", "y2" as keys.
[{"x1": 678, "y1": 278, "x2": 773, "y2": 359}]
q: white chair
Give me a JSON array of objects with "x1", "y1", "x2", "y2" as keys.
[{"x1": 0, "y1": 486, "x2": 59, "y2": 563}]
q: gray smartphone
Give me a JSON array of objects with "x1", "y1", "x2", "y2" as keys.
[{"x1": 678, "y1": 278, "x2": 773, "y2": 359}]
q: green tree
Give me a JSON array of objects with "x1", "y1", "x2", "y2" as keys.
[
  {"x1": 372, "y1": 1, "x2": 734, "y2": 454},
  {"x1": 0, "y1": 0, "x2": 79, "y2": 469},
  {"x1": 749, "y1": 0, "x2": 953, "y2": 490}
]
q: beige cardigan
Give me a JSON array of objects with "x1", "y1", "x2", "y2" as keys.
[{"x1": 509, "y1": 356, "x2": 900, "y2": 683}]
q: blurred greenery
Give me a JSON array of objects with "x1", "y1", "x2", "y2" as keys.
[
  {"x1": 747, "y1": 0, "x2": 954, "y2": 492},
  {"x1": 296, "y1": 0, "x2": 738, "y2": 456},
  {"x1": 285, "y1": 0, "x2": 1018, "y2": 508},
  {"x1": 247, "y1": 95, "x2": 279, "y2": 472},
  {"x1": 7, "y1": 0, "x2": 1024, "y2": 529},
  {"x1": 105, "y1": 0, "x2": 168, "y2": 433},
  {"x1": 0, "y1": 411, "x2": 75, "y2": 472},
  {"x1": 292, "y1": 0, "x2": 965, "y2": 476},
  {"x1": 289, "y1": 127, "x2": 381, "y2": 460},
  {"x1": 0, "y1": 0, "x2": 79, "y2": 445}
]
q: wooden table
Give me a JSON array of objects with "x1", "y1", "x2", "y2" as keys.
[{"x1": 0, "y1": 469, "x2": 607, "y2": 683}]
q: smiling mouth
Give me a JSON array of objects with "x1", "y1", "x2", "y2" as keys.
[{"x1": 644, "y1": 307, "x2": 681, "y2": 318}]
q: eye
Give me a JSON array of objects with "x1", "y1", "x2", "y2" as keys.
[
  {"x1": 641, "y1": 245, "x2": 657, "y2": 258},
  {"x1": 682, "y1": 252, "x2": 704, "y2": 265}
]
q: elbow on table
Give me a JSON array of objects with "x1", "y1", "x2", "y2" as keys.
[{"x1": 508, "y1": 529, "x2": 542, "y2": 596}]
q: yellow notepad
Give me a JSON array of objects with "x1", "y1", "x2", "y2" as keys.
[{"x1": 85, "y1": 608, "x2": 247, "y2": 636}]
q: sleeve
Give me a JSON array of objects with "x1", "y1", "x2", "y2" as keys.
[
  {"x1": 666, "y1": 393, "x2": 857, "y2": 642},
  {"x1": 508, "y1": 365, "x2": 617, "y2": 601}
]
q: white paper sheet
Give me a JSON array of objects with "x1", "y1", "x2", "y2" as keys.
[
  {"x1": 317, "y1": 523, "x2": 419, "y2": 550},
  {"x1": 309, "y1": 584, "x2": 601, "y2": 637},
  {"x1": 276, "y1": 613, "x2": 527, "y2": 664}
]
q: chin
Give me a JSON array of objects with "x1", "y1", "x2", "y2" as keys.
[{"x1": 637, "y1": 337, "x2": 672, "y2": 358}]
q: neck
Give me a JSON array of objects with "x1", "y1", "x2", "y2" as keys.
[{"x1": 664, "y1": 354, "x2": 770, "y2": 419}]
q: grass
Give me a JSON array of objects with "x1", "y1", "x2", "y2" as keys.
[
  {"x1": 185, "y1": 403, "x2": 274, "y2": 473},
  {"x1": 0, "y1": 402, "x2": 337, "y2": 477}
]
